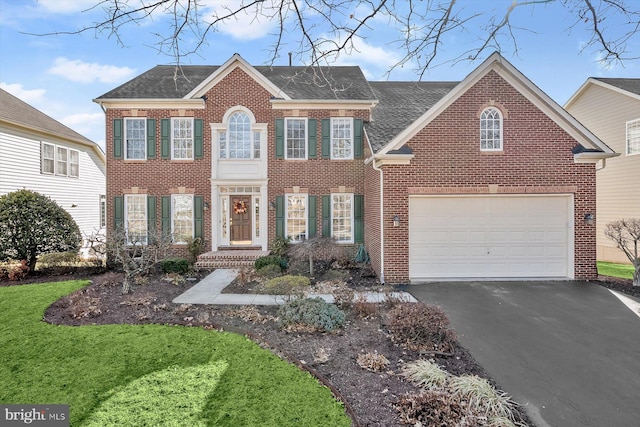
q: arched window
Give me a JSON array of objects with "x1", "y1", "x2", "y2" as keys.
[
  {"x1": 218, "y1": 109, "x2": 261, "y2": 159},
  {"x1": 480, "y1": 107, "x2": 503, "y2": 151}
]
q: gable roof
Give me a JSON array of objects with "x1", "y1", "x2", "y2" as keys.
[
  {"x1": 0, "y1": 88, "x2": 104, "y2": 160},
  {"x1": 564, "y1": 77, "x2": 640, "y2": 109},
  {"x1": 371, "y1": 52, "x2": 616, "y2": 162},
  {"x1": 95, "y1": 54, "x2": 376, "y2": 102},
  {"x1": 366, "y1": 81, "x2": 458, "y2": 152}
]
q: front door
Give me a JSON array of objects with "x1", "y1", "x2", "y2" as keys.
[{"x1": 230, "y1": 195, "x2": 251, "y2": 244}]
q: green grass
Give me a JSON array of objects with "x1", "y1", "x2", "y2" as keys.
[
  {"x1": 0, "y1": 281, "x2": 350, "y2": 427},
  {"x1": 597, "y1": 262, "x2": 635, "y2": 280}
]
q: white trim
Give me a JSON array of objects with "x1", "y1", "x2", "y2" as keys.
[
  {"x1": 330, "y1": 117, "x2": 354, "y2": 160},
  {"x1": 479, "y1": 107, "x2": 503, "y2": 151},
  {"x1": 170, "y1": 194, "x2": 194, "y2": 245},
  {"x1": 375, "y1": 52, "x2": 615, "y2": 158},
  {"x1": 284, "y1": 117, "x2": 308, "y2": 160},
  {"x1": 124, "y1": 194, "x2": 148, "y2": 245},
  {"x1": 271, "y1": 99, "x2": 377, "y2": 110},
  {"x1": 94, "y1": 99, "x2": 205, "y2": 110},
  {"x1": 186, "y1": 53, "x2": 290, "y2": 100},
  {"x1": 123, "y1": 117, "x2": 147, "y2": 160},
  {"x1": 330, "y1": 193, "x2": 355, "y2": 244},
  {"x1": 170, "y1": 117, "x2": 195, "y2": 160},
  {"x1": 626, "y1": 118, "x2": 640, "y2": 156},
  {"x1": 285, "y1": 193, "x2": 308, "y2": 243}
]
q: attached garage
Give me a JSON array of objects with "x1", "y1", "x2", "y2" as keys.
[{"x1": 408, "y1": 195, "x2": 574, "y2": 281}]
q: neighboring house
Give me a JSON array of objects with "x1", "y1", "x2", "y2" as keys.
[
  {"x1": 565, "y1": 78, "x2": 640, "y2": 264},
  {"x1": 94, "y1": 53, "x2": 614, "y2": 284},
  {"x1": 0, "y1": 88, "x2": 106, "y2": 255}
]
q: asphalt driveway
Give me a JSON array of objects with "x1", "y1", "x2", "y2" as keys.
[{"x1": 409, "y1": 281, "x2": 640, "y2": 427}]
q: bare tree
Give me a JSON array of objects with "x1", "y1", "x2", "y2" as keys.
[
  {"x1": 107, "y1": 227, "x2": 174, "y2": 294},
  {"x1": 604, "y1": 218, "x2": 640, "y2": 286},
  {"x1": 288, "y1": 236, "x2": 344, "y2": 276},
  {"x1": 32, "y1": 0, "x2": 639, "y2": 76}
]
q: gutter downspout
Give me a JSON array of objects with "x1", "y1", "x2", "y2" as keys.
[{"x1": 371, "y1": 157, "x2": 385, "y2": 284}]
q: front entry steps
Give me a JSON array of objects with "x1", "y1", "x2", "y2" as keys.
[{"x1": 195, "y1": 248, "x2": 269, "y2": 270}]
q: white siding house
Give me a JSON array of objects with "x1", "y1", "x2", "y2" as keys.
[
  {"x1": 566, "y1": 78, "x2": 640, "y2": 263},
  {"x1": 0, "y1": 88, "x2": 106, "y2": 255}
]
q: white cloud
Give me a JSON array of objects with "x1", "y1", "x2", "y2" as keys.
[
  {"x1": 0, "y1": 82, "x2": 47, "y2": 104},
  {"x1": 200, "y1": 0, "x2": 279, "y2": 40},
  {"x1": 36, "y1": 0, "x2": 99, "y2": 14},
  {"x1": 324, "y1": 38, "x2": 401, "y2": 80},
  {"x1": 62, "y1": 112, "x2": 106, "y2": 149},
  {"x1": 48, "y1": 57, "x2": 136, "y2": 84}
]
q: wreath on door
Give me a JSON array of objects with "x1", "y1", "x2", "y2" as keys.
[{"x1": 233, "y1": 200, "x2": 247, "y2": 214}]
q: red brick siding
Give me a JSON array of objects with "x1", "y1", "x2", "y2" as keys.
[
  {"x1": 363, "y1": 144, "x2": 382, "y2": 280},
  {"x1": 378, "y1": 71, "x2": 597, "y2": 283}
]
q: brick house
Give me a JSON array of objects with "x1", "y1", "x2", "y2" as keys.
[{"x1": 95, "y1": 52, "x2": 614, "y2": 284}]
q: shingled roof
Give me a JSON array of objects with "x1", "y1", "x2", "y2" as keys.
[
  {"x1": 96, "y1": 64, "x2": 376, "y2": 101},
  {"x1": 366, "y1": 81, "x2": 458, "y2": 152},
  {"x1": 0, "y1": 88, "x2": 98, "y2": 149},
  {"x1": 593, "y1": 78, "x2": 640, "y2": 96}
]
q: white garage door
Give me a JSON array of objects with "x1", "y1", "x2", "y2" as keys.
[{"x1": 409, "y1": 195, "x2": 573, "y2": 280}]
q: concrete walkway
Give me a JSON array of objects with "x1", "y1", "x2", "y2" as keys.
[{"x1": 173, "y1": 268, "x2": 417, "y2": 305}]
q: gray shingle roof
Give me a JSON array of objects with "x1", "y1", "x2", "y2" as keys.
[
  {"x1": 366, "y1": 81, "x2": 458, "y2": 152},
  {"x1": 0, "y1": 88, "x2": 96, "y2": 146},
  {"x1": 594, "y1": 78, "x2": 640, "y2": 96},
  {"x1": 95, "y1": 65, "x2": 376, "y2": 101}
]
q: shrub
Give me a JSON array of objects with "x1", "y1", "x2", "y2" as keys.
[
  {"x1": 387, "y1": 303, "x2": 457, "y2": 352},
  {"x1": 3, "y1": 260, "x2": 30, "y2": 281},
  {"x1": 396, "y1": 390, "x2": 478, "y2": 427},
  {"x1": 257, "y1": 264, "x2": 283, "y2": 279},
  {"x1": 401, "y1": 360, "x2": 449, "y2": 390},
  {"x1": 255, "y1": 255, "x2": 286, "y2": 271},
  {"x1": 353, "y1": 294, "x2": 378, "y2": 318},
  {"x1": 277, "y1": 297, "x2": 346, "y2": 332},
  {"x1": 36, "y1": 251, "x2": 79, "y2": 269},
  {"x1": 0, "y1": 189, "x2": 82, "y2": 271},
  {"x1": 356, "y1": 351, "x2": 390, "y2": 372},
  {"x1": 159, "y1": 257, "x2": 190, "y2": 274},
  {"x1": 331, "y1": 285, "x2": 355, "y2": 309},
  {"x1": 265, "y1": 275, "x2": 311, "y2": 299},
  {"x1": 186, "y1": 237, "x2": 206, "y2": 263},
  {"x1": 448, "y1": 375, "x2": 517, "y2": 420},
  {"x1": 269, "y1": 236, "x2": 290, "y2": 257}
]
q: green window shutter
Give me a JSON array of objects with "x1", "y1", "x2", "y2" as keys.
[
  {"x1": 161, "y1": 196, "x2": 171, "y2": 238},
  {"x1": 354, "y1": 118, "x2": 363, "y2": 159},
  {"x1": 275, "y1": 195, "x2": 284, "y2": 238},
  {"x1": 161, "y1": 119, "x2": 171, "y2": 159},
  {"x1": 147, "y1": 196, "x2": 157, "y2": 239},
  {"x1": 194, "y1": 196, "x2": 203, "y2": 239},
  {"x1": 194, "y1": 119, "x2": 204, "y2": 159},
  {"x1": 114, "y1": 196, "x2": 124, "y2": 230},
  {"x1": 275, "y1": 119, "x2": 284, "y2": 159},
  {"x1": 322, "y1": 195, "x2": 331, "y2": 237},
  {"x1": 321, "y1": 119, "x2": 330, "y2": 158},
  {"x1": 113, "y1": 119, "x2": 123, "y2": 159},
  {"x1": 354, "y1": 194, "x2": 364, "y2": 243},
  {"x1": 146, "y1": 119, "x2": 156, "y2": 159},
  {"x1": 308, "y1": 119, "x2": 317, "y2": 159},
  {"x1": 308, "y1": 195, "x2": 317, "y2": 238}
]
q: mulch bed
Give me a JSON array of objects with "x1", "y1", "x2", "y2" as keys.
[
  {"x1": 29, "y1": 268, "x2": 534, "y2": 427},
  {"x1": 6, "y1": 266, "x2": 636, "y2": 426}
]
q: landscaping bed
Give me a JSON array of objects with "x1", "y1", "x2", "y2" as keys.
[{"x1": 42, "y1": 269, "x2": 534, "y2": 426}]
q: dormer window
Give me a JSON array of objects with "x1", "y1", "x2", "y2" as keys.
[{"x1": 480, "y1": 107, "x2": 503, "y2": 151}]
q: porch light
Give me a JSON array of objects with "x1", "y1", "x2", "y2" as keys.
[
  {"x1": 584, "y1": 213, "x2": 594, "y2": 225},
  {"x1": 393, "y1": 215, "x2": 400, "y2": 227},
  {"x1": 203, "y1": 202, "x2": 209, "y2": 211},
  {"x1": 269, "y1": 201, "x2": 276, "y2": 210}
]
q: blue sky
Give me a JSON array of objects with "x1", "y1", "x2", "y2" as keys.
[{"x1": 1, "y1": 0, "x2": 638, "y2": 151}]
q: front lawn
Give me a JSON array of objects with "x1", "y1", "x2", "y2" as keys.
[
  {"x1": 597, "y1": 261, "x2": 635, "y2": 280},
  {"x1": 0, "y1": 280, "x2": 350, "y2": 427}
]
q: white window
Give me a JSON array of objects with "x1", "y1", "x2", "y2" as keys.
[
  {"x1": 285, "y1": 118, "x2": 307, "y2": 159},
  {"x1": 100, "y1": 195, "x2": 106, "y2": 228},
  {"x1": 627, "y1": 119, "x2": 640, "y2": 155},
  {"x1": 56, "y1": 146, "x2": 68, "y2": 176},
  {"x1": 69, "y1": 149, "x2": 79, "y2": 178},
  {"x1": 125, "y1": 194, "x2": 147, "y2": 244},
  {"x1": 228, "y1": 112, "x2": 251, "y2": 159},
  {"x1": 171, "y1": 195, "x2": 194, "y2": 244},
  {"x1": 172, "y1": 118, "x2": 194, "y2": 159},
  {"x1": 480, "y1": 108, "x2": 503, "y2": 151},
  {"x1": 286, "y1": 194, "x2": 307, "y2": 243},
  {"x1": 41, "y1": 142, "x2": 55, "y2": 174},
  {"x1": 331, "y1": 193, "x2": 354, "y2": 243},
  {"x1": 331, "y1": 118, "x2": 353, "y2": 159},
  {"x1": 125, "y1": 118, "x2": 146, "y2": 159}
]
